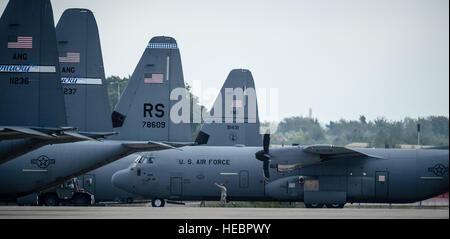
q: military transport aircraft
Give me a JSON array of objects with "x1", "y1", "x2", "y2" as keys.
[
  {"x1": 0, "y1": 0, "x2": 102, "y2": 165},
  {"x1": 112, "y1": 75, "x2": 449, "y2": 208},
  {"x1": 34, "y1": 6, "x2": 263, "y2": 204},
  {"x1": 39, "y1": 6, "x2": 194, "y2": 203},
  {"x1": 14, "y1": 6, "x2": 205, "y2": 205},
  {"x1": 113, "y1": 131, "x2": 449, "y2": 208},
  {"x1": 16, "y1": 7, "x2": 197, "y2": 205},
  {"x1": 32, "y1": 7, "x2": 262, "y2": 204},
  {"x1": 79, "y1": 68, "x2": 262, "y2": 205},
  {"x1": 88, "y1": 33, "x2": 195, "y2": 203},
  {"x1": 0, "y1": 0, "x2": 188, "y2": 203}
]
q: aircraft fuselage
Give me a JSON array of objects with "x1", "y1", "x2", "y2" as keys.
[
  {"x1": 0, "y1": 140, "x2": 136, "y2": 202},
  {"x1": 112, "y1": 146, "x2": 449, "y2": 204}
]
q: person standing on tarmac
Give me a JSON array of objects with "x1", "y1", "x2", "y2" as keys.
[{"x1": 215, "y1": 182, "x2": 227, "y2": 206}]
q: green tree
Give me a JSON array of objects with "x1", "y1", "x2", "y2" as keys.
[{"x1": 106, "y1": 76, "x2": 130, "y2": 110}]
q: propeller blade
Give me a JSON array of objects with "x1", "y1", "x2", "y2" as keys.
[
  {"x1": 263, "y1": 134, "x2": 270, "y2": 153},
  {"x1": 263, "y1": 160, "x2": 270, "y2": 179}
]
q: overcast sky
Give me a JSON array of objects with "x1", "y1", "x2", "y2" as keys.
[{"x1": 1, "y1": 0, "x2": 448, "y2": 123}]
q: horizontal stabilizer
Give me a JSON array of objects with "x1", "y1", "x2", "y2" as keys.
[
  {"x1": 78, "y1": 131, "x2": 118, "y2": 139},
  {"x1": 61, "y1": 131, "x2": 96, "y2": 141},
  {"x1": 0, "y1": 126, "x2": 109, "y2": 142},
  {"x1": 157, "y1": 141, "x2": 197, "y2": 148},
  {"x1": 0, "y1": 126, "x2": 55, "y2": 140},
  {"x1": 303, "y1": 144, "x2": 383, "y2": 160},
  {"x1": 0, "y1": 126, "x2": 79, "y2": 141},
  {"x1": 122, "y1": 141, "x2": 194, "y2": 152}
]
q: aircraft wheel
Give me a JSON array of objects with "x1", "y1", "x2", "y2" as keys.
[
  {"x1": 72, "y1": 194, "x2": 90, "y2": 206},
  {"x1": 42, "y1": 194, "x2": 59, "y2": 206},
  {"x1": 326, "y1": 203, "x2": 345, "y2": 208},
  {"x1": 305, "y1": 203, "x2": 324, "y2": 208},
  {"x1": 152, "y1": 198, "x2": 165, "y2": 207}
]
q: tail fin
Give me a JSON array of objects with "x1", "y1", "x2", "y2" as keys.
[
  {"x1": 111, "y1": 36, "x2": 192, "y2": 142},
  {"x1": 55, "y1": 8, "x2": 112, "y2": 132},
  {"x1": 0, "y1": 0, "x2": 67, "y2": 127},
  {"x1": 195, "y1": 69, "x2": 261, "y2": 146}
]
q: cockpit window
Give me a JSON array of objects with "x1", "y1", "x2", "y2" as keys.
[
  {"x1": 134, "y1": 155, "x2": 155, "y2": 164},
  {"x1": 137, "y1": 155, "x2": 154, "y2": 164},
  {"x1": 134, "y1": 155, "x2": 145, "y2": 164}
]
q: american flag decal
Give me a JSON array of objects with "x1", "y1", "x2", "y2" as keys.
[
  {"x1": 59, "y1": 52, "x2": 80, "y2": 63},
  {"x1": 144, "y1": 73, "x2": 164, "y2": 84},
  {"x1": 8, "y1": 36, "x2": 32, "y2": 49}
]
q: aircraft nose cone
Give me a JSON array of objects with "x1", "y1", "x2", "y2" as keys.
[{"x1": 112, "y1": 169, "x2": 131, "y2": 192}]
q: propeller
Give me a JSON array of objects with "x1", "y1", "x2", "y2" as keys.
[{"x1": 256, "y1": 133, "x2": 271, "y2": 179}]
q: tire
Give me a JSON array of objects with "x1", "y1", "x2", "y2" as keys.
[
  {"x1": 326, "y1": 203, "x2": 345, "y2": 208},
  {"x1": 72, "y1": 194, "x2": 90, "y2": 206},
  {"x1": 305, "y1": 203, "x2": 324, "y2": 208},
  {"x1": 42, "y1": 194, "x2": 59, "y2": 206},
  {"x1": 152, "y1": 198, "x2": 165, "y2": 207}
]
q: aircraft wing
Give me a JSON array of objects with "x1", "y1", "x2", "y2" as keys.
[
  {"x1": 122, "y1": 141, "x2": 195, "y2": 152},
  {"x1": 303, "y1": 144, "x2": 383, "y2": 161},
  {"x1": 275, "y1": 144, "x2": 384, "y2": 174}
]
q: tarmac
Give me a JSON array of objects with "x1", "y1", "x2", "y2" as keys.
[{"x1": 0, "y1": 206, "x2": 448, "y2": 219}]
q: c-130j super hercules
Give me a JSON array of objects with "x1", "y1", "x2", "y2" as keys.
[
  {"x1": 0, "y1": 0, "x2": 190, "y2": 203},
  {"x1": 1, "y1": 0, "x2": 448, "y2": 208},
  {"x1": 107, "y1": 27, "x2": 448, "y2": 208},
  {"x1": 113, "y1": 110, "x2": 449, "y2": 208},
  {"x1": 111, "y1": 57, "x2": 449, "y2": 208}
]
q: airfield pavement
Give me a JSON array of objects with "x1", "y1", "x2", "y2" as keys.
[{"x1": 0, "y1": 205, "x2": 448, "y2": 219}]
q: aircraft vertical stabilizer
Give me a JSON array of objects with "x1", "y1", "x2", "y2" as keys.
[
  {"x1": 111, "y1": 36, "x2": 192, "y2": 142},
  {"x1": 0, "y1": 0, "x2": 67, "y2": 127},
  {"x1": 56, "y1": 8, "x2": 112, "y2": 132},
  {"x1": 195, "y1": 69, "x2": 261, "y2": 146}
]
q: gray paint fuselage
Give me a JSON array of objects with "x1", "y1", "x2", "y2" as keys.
[
  {"x1": 112, "y1": 146, "x2": 449, "y2": 203},
  {"x1": 0, "y1": 140, "x2": 139, "y2": 202}
]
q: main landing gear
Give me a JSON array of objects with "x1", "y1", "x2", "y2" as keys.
[
  {"x1": 151, "y1": 198, "x2": 165, "y2": 207},
  {"x1": 304, "y1": 203, "x2": 345, "y2": 208}
]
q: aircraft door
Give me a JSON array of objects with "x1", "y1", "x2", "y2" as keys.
[
  {"x1": 82, "y1": 174, "x2": 96, "y2": 194},
  {"x1": 170, "y1": 177, "x2": 183, "y2": 197},
  {"x1": 239, "y1": 170, "x2": 249, "y2": 188},
  {"x1": 347, "y1": 176, "x2": 361, "y2": 201},
  {"x1": 375, "y1": 171, "x2": 389, "y2": 201}
]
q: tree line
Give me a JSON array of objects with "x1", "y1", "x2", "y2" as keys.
[{"x1": 271, "y1": 115, "x2": 449, "y2": 148}]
